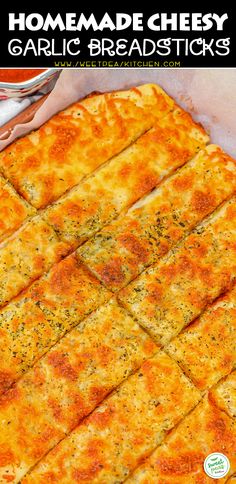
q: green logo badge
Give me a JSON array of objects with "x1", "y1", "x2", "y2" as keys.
[{"x1": 204, "y1": 453, "x2": 230, "y2": 479}]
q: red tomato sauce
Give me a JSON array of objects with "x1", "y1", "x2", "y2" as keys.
[{"x1": 0, "y1": 69, "x2": 47, "y2": 83}]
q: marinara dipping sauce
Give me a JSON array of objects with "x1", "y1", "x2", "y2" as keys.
[{"x1": 0, "y1": 69, "x2": 47, "y2": 83}]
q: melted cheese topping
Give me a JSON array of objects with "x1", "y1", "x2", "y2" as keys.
[
  {"x1": 0, "y1": 253, "x2": 111, "y2": 394},
  {"x1": 0, "y1": 216, "x2": 69, "y2": 308},
  {"x1": 0, "y1": 299, "x2": 157, "y2": 483},
  {"x1": 0, "y1": 176, "x2": 35, "y2": 243},
  {"x1": 126, "y1": 396, "x2": 236, "y2": 483},
  {"x1": 0, "y1": 84, "x2": 234, "y2": 484},
  {"x1": 78, "y1": 145, "x2": 236, "y2": 291},
  {"x1": 22, "y1": 351, "x2": 200, "y2": 484},
  {"x1": 119, "y1": 196, "x2": 236, "y2": 345},
  {"x1": 167, "y1": 286, "x2": 236, "y2": 390},
  {"x1": 0, "y1": 84, "x2": 175, "y2": 208},
  {"x1": 43, "y1": 108, "x2": 208, "y2": 249},
  {"x1": 210, "y1": 371, "x2": 236, "y2": 418}
]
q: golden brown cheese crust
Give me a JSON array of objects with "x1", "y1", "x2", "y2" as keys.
[
  {"x1": 22, "y1": 351, "x2": 200, "y2": 484},
  {"x1": 0, "y1": 216, "x2": 70, "y2": 309},
  {"x1": 0, "y1": 299, "x2": 157, "y2": 483},
  {"x1": 0, "y1": 84, "x2": 175, "y2": 208},
  {"x1": 210, "y1": 371, "x2": 236, "y2": 418},
  {"x1": 0, "y1": 253, "x2": 111, "y2": 394},
  {"x1": 43, "y1": 108, "x2": 208, "y2": 249},
  {"x1": 0, "y1": 175, "x2": 35, "y2": 243},
  {"x1": 126, "y1": 396, "x2": 236, "y2": 483},
  {"x1": 78, "y1": 145, "x2": 236, "y2": 291},
  {"x1": 118, "y1": 197, "x2": 236, "y2": 345},
  {"x1": 167, "y1": 286, "x2": 236, "y2": 390},
  {"x1": 0, "y1": 84, "x2": 234, "y2": 484}
]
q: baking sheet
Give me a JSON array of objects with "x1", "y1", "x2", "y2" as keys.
[{"x1": 0, "y1": 68, "x2": 235, "y2": 157}]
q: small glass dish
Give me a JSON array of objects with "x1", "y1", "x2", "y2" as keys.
[{"x1": 0, "y1": 68, "x2": 60, "y2": 99}]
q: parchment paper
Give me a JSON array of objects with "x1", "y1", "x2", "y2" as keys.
[{"x1": 0, "y1": 68, "x2": 235, "y2": 157}]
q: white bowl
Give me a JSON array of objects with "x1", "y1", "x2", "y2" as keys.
[{"x1": 0, "y1": 69, "x2": 60, "y2": 99}]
